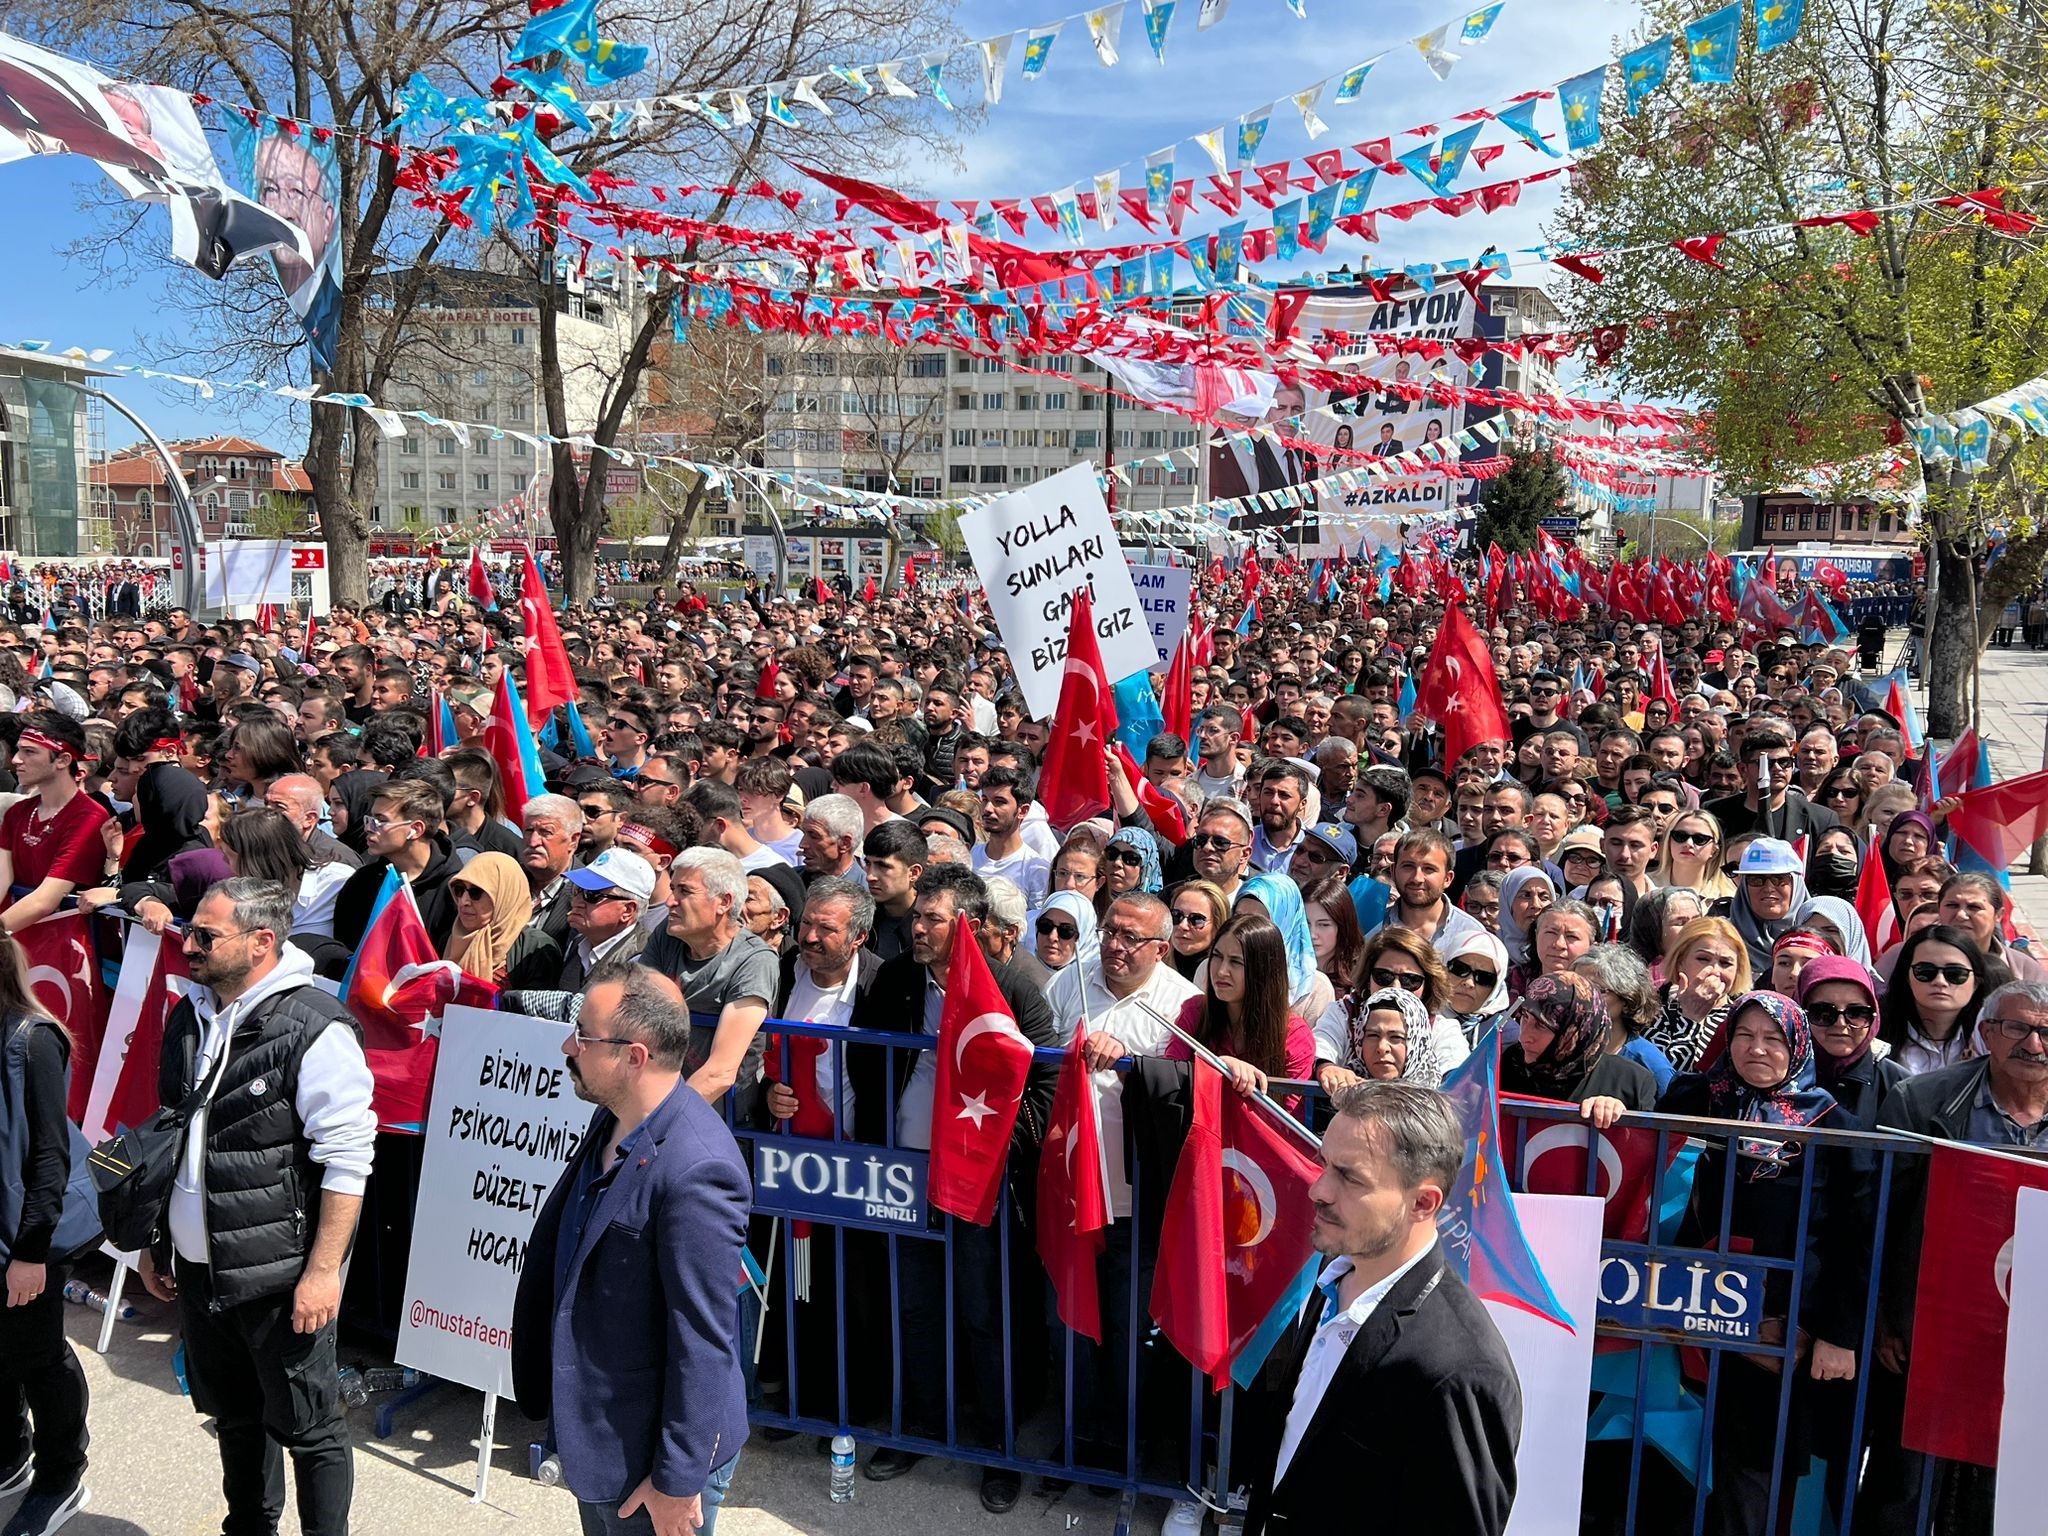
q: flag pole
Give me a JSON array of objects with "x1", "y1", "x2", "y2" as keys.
[{"x1": 1123, "y1": 998, "x2": 1322, "y2": 1153}]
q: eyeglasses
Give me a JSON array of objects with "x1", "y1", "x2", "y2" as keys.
[
  {"x1": 448, "y1": 883, "x2": 489, "y2": 902},
  {"x1": 1670, "y1": 829, "x2": 1716, "y2": 848},
  {"x1": 1487, "y1": 850, "x2": 1530, "y2": 869},
  {"x1": 577, "y1": 804, "x2": 615, "y2": 821},
  {"x1": 570, "y1": 1028, "x2": 639, "y2": 1051},
  {"x1": 1805, "y1": 1001, "x2": 1877, "y2": 1029},
  {"x1": 1190, "y1": 834, "x2": 1243, "y2": 853},
  {"x1": 1745, "y1": 873, "x2": 1794, "y2": 888},
  {"x1": 1986, "y1": 1019, "x2": 2048, "y2": 1043},
  {"x1": 1170, "y1": 910, "x2": 1211, "y2": 928},
  {"x1": 1446, "y1": 959, "x2": 1498, "y2": 989},
  {"x1": 1035, "y1": 918, "x2": 1079, "y2": 942},
  {"x1": 1910, "y1": 962, "x2": 1974, "y2": 986},
  {"x1": 1722, "y1": 863, "x2": 1746, "y2": 878},
  {"x1": 1819, "y1": 785, "x2": 1858, "y2": 802},
  {"x1": 572, "y1": 886, "x2": 625, "y2": 905},
  {"x1": 360, "y1": 813, "x2": 413, "y2": 835},
  {"x1": 1370, "y1": 966, "x2": 1427, "y2": 992},
  {"x1": 1105, "y1": 847, "x2": 1145, "y2": 867},
  {"x1": 183, "y1": 924, "x2": 249, "y2": 952},
  {"x1": 606, "y1": 718, "x2": 642, "y2": 733},
  {"x1": 637, "y1": 776, "x2": 679, "y2": 791},
  {"x1": 1563, "y1": 848, "x2": 1603, "y2": 864},
  {"x1": 1100, "y1": 926, "x2": 1163, "y2": 949}
]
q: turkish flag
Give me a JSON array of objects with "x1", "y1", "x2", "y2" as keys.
[
  {"x1": 813, "y1": 577, "x2": 830, "y2": 604},
  {"x1": 16, "y1": 912, "x2": 110, "y2": 1125},
  {"x1": 1948, "y1": 767, "x2": 2048, "y2": 871},
  {"x1": 1411, "y1": 603, "x2": 1511, "y2": 767},
  {"x1": 1037, "y1": 589, "x2": 1119, "y2": 829},
  {"x1": 861, "y1": 576, "x2": 877, "y2": 603},
  {"x1": 1161, "y1": 625, "x2": 1196, "y2": 745},
  {"x1": 1813, "y1": 559, "x2": 1849, "y2": 595},
  {"x1": 1646, "y1": 642, "x2": 1681, "y2": 714},
  {"x1": 929, "y1": 924, "x2": 1035, "y2": 1225},
  {"x1": 467, "y1": 546, "x2": 496, "y2": 610},
  {"x1": 1854, "y1": 842, "x2": 1902, "y2": 956},
  {"x1": 1512, "y1": 1102, "x2": 1674, "y2": 1244},
  {"x1": 79, "y1": 926, "x2": 189, "y2": 1143},
  {"x1": 342, "y1": 870, "x2": 495, "y2": 1132},
  {"x1": 1243, "y1": 549, "x2": 1262, "y2": 596},
  {"x1": 1151, "y1": 1058, "x2": 1322, "y2": 1388},
  {"x1": 517, "y1": 545, "x2": 577, "y2": 726},
  {"x1": 1038, "y1": 1027, "x2": 1112, "y2": 1341},
  {"x1": 1904, "y1": 1143, "x2": 2048, "y2": 1465},
  {"x1": 1113, "y1": 739, "x2": 1188, "y2": 845},
  {"x1": 755, "y1": 660, "x2": 780, "y2": 700}
]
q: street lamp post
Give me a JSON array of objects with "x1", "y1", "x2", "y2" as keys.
[{"x1": 80, "y1": 387, "x2": 206, "y2": 615}]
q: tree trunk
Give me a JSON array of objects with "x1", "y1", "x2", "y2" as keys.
[
  {"x1": 656, "y1": 480, "x2": 709, "y2": 583},
  {"x1": 1925, "y1": 536, "x2": 1978, "y2": 739},
  {"x1": 310, "y1": 305, "x2": 375, "y2": 606},
  {"x1": 548, "y1": 445, "x2": 601, "y2": 608}
]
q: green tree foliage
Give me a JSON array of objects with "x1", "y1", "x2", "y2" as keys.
[
  {"x1": 1476, "y1": 446, "x2": 1570, "y2": 552},
  {"x1": 1549, "y1": 0, "x2": 2048, "y2": 732}
]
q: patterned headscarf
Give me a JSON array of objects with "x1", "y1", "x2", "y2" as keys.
[
  {"x1": 1496, "y1": 865, "x2": 1559, "y2": 968},
  {"x1": 1516, "y1": 973, "x2": 1613, "y2": 1099},
  {"x1": 1703, "y1": 991, "x2": 1837, "y2": 1177},
  {"x1": 1107, "y1": 826, "x2": 1164, "y2": 894},
  {"x1": 1237, "y1": 872, "x2": 1317, "y2": 1004},
  {"x1": 1347, "y1": 986, "x2": 1444, "y2": 1089}
]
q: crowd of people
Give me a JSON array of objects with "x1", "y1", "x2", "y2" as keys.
[{"x1": 0, "y1": 545, "x2": 2020, "y2": 1536}]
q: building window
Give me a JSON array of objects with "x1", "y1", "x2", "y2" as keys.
[
  {"x1": 1015, "y1": 393, "x2": 1037, "y2": 411},
  {"x1": 1075, "y1": 429, "x2": 1100, "y2": 450},
  {"x1": 510, "y1": 327, "x2": 526, "y2": 345},
  {"x1": 908, "y1": 355, "x2": 946, "y2": 377},
  {"x1": 954, "y1": 357, "x2": 974, "y2": 374},
  {"x1": 1798, "y1": 508, "x2": 1813, "y2": 530},
  {"x1": 1139, "y1": 430, "x2": 1164, "y2": 449},
  {"x1": 508, "y1": 401, "x2": 530, "y2": 421},
  {"x1": 436, "y1": 437, "x2": 458, "y2": 456},
  {"x1": 949, "y1": 464, "x2": 974, "y2": 484},
  {"x1": 400, "y1": 472, "x2": 420, "y2": 490},
  {"x1": 951, "y1": 429, "x2": 974, "y2": 447},
  {"x1": 474, "y1": 473, "x2": 492, "y2": 493},
  {"x1": 978, "y1": 465, "x2": 1007, "y2": 484},
  {"x1": 1763, "y1": 508, "x2": 1779, "y2": 531},
  {"x1": 982, "y1": 393, "x2": 1006, "y2": 411},
  {"x1": 400, "y1": 437, "x2": 420, "y2": 456},
  {"x1": 435, "y1": 471, "x2": 456, "y2": 490},
  {"x1": 766, "y1": 356, "x2": 786, "y2": 376},
  {"x1": 955, "y1": 392, "x2": 976, "y2": 411},
  {"x1": 512, "y1": 439, "x2": 529, "y2": 458}
]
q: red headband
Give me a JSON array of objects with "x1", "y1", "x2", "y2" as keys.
[
  {"x1": 17, "y1": 730, "x2": 72, "y2": 759},
  {"x1": 149, "y1": 736, "x2": 185, "y2": 754},
  {"x1": 1772, "y1": 929, "x2": 1833, "y2": 958},
  {"x1": 617, "y1": 824, "x2": 679, "y2": 860}
]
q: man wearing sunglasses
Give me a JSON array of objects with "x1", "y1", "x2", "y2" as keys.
[
  {"x1": 139, "y1": 877, "x2": 376, "y2": 1536},
  {"x1": 557, "y1": 847, "x2": 656, "y2": 991},
  {"x1": 1704, "y1": 720, "x2": 1839, "y2": 844},
  {"x1": 1870, "y1": 979, "x2": 2048, "y2": 1529}
]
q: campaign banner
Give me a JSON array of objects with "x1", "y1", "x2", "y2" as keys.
[
  {"x1": 1495, "y1": 1193, "x2": 1601, "y2": 1536},
  {"x1": 396, "y1": 1005, "x2": 580, "y2": 1398},
  {"x1": 958, "y1": 462, "x2": 1154, "y2": 718},
  {"x1": 1128, "y1": 561, "x2": 1192, "y2": 670},
  {"x1": 222, "y1": 110, "x2": 341, "y2": 370},
  {"x1": 78, "y1": 925, "x2": 189, "y2": 1144}
]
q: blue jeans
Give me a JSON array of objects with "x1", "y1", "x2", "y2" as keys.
[{"x1": 577, "y1": 1454, "x2": 740, "y2": 1536}]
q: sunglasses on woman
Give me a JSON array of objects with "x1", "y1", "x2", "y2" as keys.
[
  {"x1": 1170, "y1": 910, "x2": 1210, "y2": 928},
  {"x1": 1910, "y1": 962, "x2": 1974, "y2": 986},
  {"x1": 1370, "y1": 966, "x2": 1427, "y2": 992},
  {"x1": 1036, "y1": 918, "x2": 1079, "y2": 942},
  {"x1": 1819, "y1": 786, "x2": 1858, "y2": 803},
  {"x1": 1669, "y1": 829, "x2": 1716, "y2": 848},
  {"x1": 1805, "y1": 1001, "x2": 1876, "y2": 1028},
  {"x1": 1445, "y1": 959, "x2": 1498, "y2": 989},
  {"x1": 1104, "y1": 847, "x2": 1145, "y2": 867}
]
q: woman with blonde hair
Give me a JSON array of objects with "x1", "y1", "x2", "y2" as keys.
[
  {"x1": 1649, "y1": 915, "x2": 1753, "y2": 1071},
  {"x1": 1312, "y1": 924, "x2": 1471, "y2": 1094},
  {"x1": 442, "y1": 851, "x2": 561, "y2": 989},
  {"x1": 1165, "y1": 879, "x2": 1229, "y2": 981},
  {"x1": 1656, "y1": 807, "x2": 1734, "y2": 901}
]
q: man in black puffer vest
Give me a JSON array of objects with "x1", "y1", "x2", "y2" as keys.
[{"x1": 137, "y1": 877, "x2": 376, "y2": 1536}]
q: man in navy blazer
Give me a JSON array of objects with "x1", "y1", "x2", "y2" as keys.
[{"x1": 512, "y1": 961, "x2": 752, "y2": 1535}]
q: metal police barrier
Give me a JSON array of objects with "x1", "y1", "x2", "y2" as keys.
[{"x1": 731, "y1": 1019, "x2": 1954, "y2": 1534}]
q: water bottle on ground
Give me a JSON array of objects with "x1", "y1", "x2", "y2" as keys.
[
  {"x1": 361, "y1": 1366, "x2": 421, "y2": 1393},
  {"x1": 535, "y1": 1453, "x2": 564, "y2": 1487},
  {"x1": 336, "y1": 1367, "x2": 369, "y2": 1408},
  {"x1": 62, "y1": 1279, "x2": 140, "y2": 1322},
  {"x1": 829, "y1": 1435, "x2": 856, "y2": 1503}
]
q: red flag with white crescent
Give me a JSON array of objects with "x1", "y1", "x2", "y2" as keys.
[
  {"x1": 929, "y1": 921, "x2": 1034, "y2": 1226},
  {"x1": 15, "y1": 912, "x2": 109, "y2": 1125},
  {"x1": 1036, "y1": 589, "x2": 1118, "y2": 829},
  {"x1": 1037, "y1": 1026, "x2": 1111, "y2": 1341}
]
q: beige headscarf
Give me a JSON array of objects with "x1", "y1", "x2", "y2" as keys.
[{"x1": 441, "y1": 852, "x2": 533, "y2": 984}]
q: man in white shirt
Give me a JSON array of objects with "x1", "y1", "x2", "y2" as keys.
[
  {"x1": 972, "y1": 766, "x2": 1051, "y2": 909},
  {"x1": 1241, "y1": 1082, "x2": 1521, "y2": 1536},
  {"x1": 1054, "y1": 894, "x2": 1199, "y2": 1472}
]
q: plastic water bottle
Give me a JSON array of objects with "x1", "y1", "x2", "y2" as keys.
[
  {"x1": 361, "y1": 1366, "x2": 421, "y2": 1393},
  {"x1": 829, "y1": 1435, "x2": 856, "y2": 1503},
  {"x1": 62, "y1": 1279, "x2": 140, "y2": 1323},
  {"x1": 336, "y1": 1367, "x2": 369, "y2": 1408},
  {"x1": 534, "y1": 1453, "x2": 564, "y2": 1487}
]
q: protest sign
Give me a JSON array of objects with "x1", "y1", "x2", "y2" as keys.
[
  {"x1": 397, "y1": 1005, "x2": 580, "y2": 1397},
  {"x1": 1129, "y1": 561, "x2": 1193, "y2": 670},
  {"x1": 1494, "y1": 1193, "x2": 1602, "y2": 1536},
  {"x1": 958, "y1": 462, "x2": 1155, "y2": 718}
]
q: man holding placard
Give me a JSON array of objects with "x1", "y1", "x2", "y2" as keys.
[{"x1": 511, "y1": 963, "x2": 751, "y2": 1536}]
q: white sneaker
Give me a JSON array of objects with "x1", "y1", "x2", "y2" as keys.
[{"x1": 1161, "y1": 1498, "x2": 1206, "y2": 1536}]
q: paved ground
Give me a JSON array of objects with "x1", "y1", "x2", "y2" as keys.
[{"x1": 45, "y1": 1268, "x2": 1163, "y2": 1536}]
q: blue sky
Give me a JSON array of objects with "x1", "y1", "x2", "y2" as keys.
[{"x1": 0, "y1": 0, "x2": 1618, "y2": 451}]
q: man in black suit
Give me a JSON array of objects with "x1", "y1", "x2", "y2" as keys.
[
  {"x1": 1240, "y1": 1081, "x2": 1521, "y2": 1536},
  {"x1": 845, "y1": 864, "x2": 1058, "y2": 1513}
]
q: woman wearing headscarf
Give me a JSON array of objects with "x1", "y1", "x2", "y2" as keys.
[
  {"x1": 1032, "y1": 890, "x2": 1100, "y2": 1020},
  {"x1": 1875, "y1": 806, "x2": 1935, "y2": 882},
  {"x1": 1496, "y1": 864, "x2": 1558, "y2": 993},
  {"x1": 328, "y1": 768, "x2": 391, "y2": 859},
  {"x1": 1656, "y1": 992, "x2": 1868, "y2": 1536},
  {"x1": 1501, "y1": 972, "x2": 1658, "y2": 1124},
  {"x1": 1794, "y1": 894, "x2": 1874, "y2": 970},
  {"x1": 114, "y1": 762, "x2": 230, "y2": 925},
  {"x1": 1341, "y1": 988, "x2": 1444, "y2": 1089},
  {"x1": 1231, "y1": 872, "x2": 1333, "y2": 1023},
  {"x1": 1727, "y1": 837, "x2": 1810, "y2": 977},
  {"x1": 442, "y1": 852, "x2": 560, "y2": 990},
  {"x1": 1804, "y1": 825, "x2": 1863, "y2": 902},
  {"x1": 1103, "y1": 826, "x2": 1163, "y2": 897},
  {"x1": 1441, "y1": 929, "x2": 1511, "y2": 1049}
]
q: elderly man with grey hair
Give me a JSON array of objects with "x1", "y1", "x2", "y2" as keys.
[
  {"x1": 1311, "y1": 733, "x2": 1359, "y2": 801},
  {"x1": 521, "y1": 792, "x2": 586, "y2": 951},
  {"x1": 799, "y1": 792, "x2": 867, "y2": 885},
  {"x1": 1864, "y1": 977, "x2": 2048, "y2": 1529}
]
